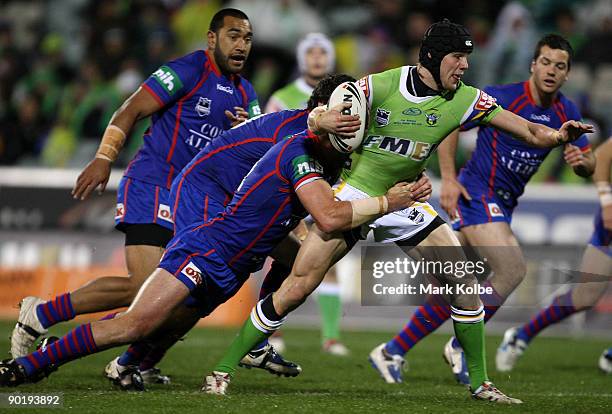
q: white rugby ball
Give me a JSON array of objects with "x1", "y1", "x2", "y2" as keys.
[{"x1": 327, "y1": 81, "x2": 368, "y2": 153}]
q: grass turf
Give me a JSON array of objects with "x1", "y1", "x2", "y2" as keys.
[{"x1": 0, "y1": 321, "x2": 610, "y2": 413}]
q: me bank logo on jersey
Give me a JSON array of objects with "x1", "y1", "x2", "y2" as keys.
[
  {"x1": 152, "y1": 65, "x2": 183, "y2": 95},
  {"x1": 157, "y1": 204, "x2": 173, "y2": 223}
]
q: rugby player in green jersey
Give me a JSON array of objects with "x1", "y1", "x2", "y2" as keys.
[{"x1": 207, "y1": 19, "x2": 593, "y2": 403}]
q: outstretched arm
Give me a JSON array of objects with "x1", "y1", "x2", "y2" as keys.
[
  {"x1": 72, "y1": 87, "x2": 162, "y2": 200},
  {"x1": 489, "y1": 108, "x2": 594, "y2": 148},
  {"x1": 438, "y1": 128, "x2": 471, "y2": 219},
  {"x1": 594, "y1": 138, "x2": 612, "y2": 230}
]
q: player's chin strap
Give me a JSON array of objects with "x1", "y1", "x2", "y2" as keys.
[{"x1": 95, "y1": 125, "x2": 127, "y2": 162}]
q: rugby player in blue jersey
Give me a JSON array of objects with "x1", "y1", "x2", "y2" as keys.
[
  {"x1": 10, "y1": 8, "x2": 259, "y2": 384},
  {"x1": 103, "y1": 74, "x2": 363, "y2": 386},
  {"x1": 497, "y1": 136, "x2": 610, "y2": 373},
  {"x1": 374, "y1": 34, "x2": 595, "y2": 385},
  {"x1": 0, "y1": 97, "x2": 430, "y2": 389}
]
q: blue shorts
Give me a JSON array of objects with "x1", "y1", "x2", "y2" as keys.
[
  {"x1": 589, "y1": 208, "x2": 612, "y2": 257},
  {"x1": 158, "y1": 227, "x2": 247, "y2": 315},
  {"x1": 169, "y1": 175, "x2": 231, "y2": 233},
  {"x1": 115, "y1": 176, "x2": 174, "y2": 231},
  {"x1": 451, "y1": 189, "x2": 514, "y2": 231}
]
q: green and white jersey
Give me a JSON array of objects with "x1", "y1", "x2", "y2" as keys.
[
  {"x1": 342, "y1": 66, "x2": 502, "y2": 196},
  {"x1": 265, "y1": 78, "x2": 313, "y2": 113}
]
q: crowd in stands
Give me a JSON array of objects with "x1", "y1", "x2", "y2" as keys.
[{"x1": 0, "y1": 0, "x2": 610, "y2": 183}]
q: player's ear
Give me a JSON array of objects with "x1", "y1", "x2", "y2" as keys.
[
  {"x1": 529, "y1": 60, "x2": 535, "y2": 74},
  {"x1": 207, "y1": 30, "x2": 216, "y2": 50}
]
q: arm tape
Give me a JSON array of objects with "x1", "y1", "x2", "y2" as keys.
[
  {"x1": 350, "y1": 196, "x2": 388, "y2": 228},
  {"x1": 96, "y1": 125, "x2": 127, "y2": 162}
]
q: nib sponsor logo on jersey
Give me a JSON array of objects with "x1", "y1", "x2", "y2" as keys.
[
  {"x1": 376, "y1": 108, "x2": 391, "y2": 126},
  {"x1": 363, "y1": 135, "x2": 438, "y2": 161},
  {"x1": 115, "y1": 203, "x2": 125, "y2": 220},
  {"x1": 153, "y1": 66, "x2": 183, "y2": 95},
  {"x1": 487, "y1": 203, "x2": 504, "y2": 218},
  {"x1": 157, "y1": 204, "x2": 173, "y2": 223},
  {"x1": 181, "y1": 261, "x2": 203, "y2": 286}
]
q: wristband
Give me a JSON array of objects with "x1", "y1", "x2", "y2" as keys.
[{"x1": 95, "y1": 125, "x2": 127, "y2": 162}]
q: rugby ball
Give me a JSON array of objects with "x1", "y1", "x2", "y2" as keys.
[{"x1": 327, "y1": 81, "x2": 368, "y2": 153}]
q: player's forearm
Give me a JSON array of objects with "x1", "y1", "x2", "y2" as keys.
[
  {"x1": 594, "y1": 139, "x2": 612, "y2": 183},
  {"x1": 573, "y1": 151, "x2": 596, "y2": 178},
  {"x1": 438, "y1": 129, "x2": 459, "y2": 180},
  {"x1": 524, "y1": 122, "x2": 562, "y2": 148},
  {"x1": 312, "y1": 197, "x2": 389, "y2": 234}
]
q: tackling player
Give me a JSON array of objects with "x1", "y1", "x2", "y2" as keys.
[
  {"x1": 496, "y1": 136, "x2": 609, "y2": 372},
  {"x1": 10, "y1": 8, "x2": 259, "y2": 384},
  {"x1": 266, "y1": 33, "x2": 349, "y2": 356},
  {"x1": 104, "y1": 74, "x2": 362, "y2": 387},
  {"x1": 380, "y1": 34, "x2": 595, "y2": 385},
  {"x1": 206, "y1": 20, "x2": 593, "y2": 404},
  {"x1": 0, "y1": 111, "x2": 426, "y2": 390}
]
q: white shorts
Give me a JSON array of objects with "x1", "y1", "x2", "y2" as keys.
[{"x1": 333, "y1": 181, "x2": 440, "y2": 243}]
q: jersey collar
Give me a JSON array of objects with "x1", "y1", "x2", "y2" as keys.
[
  {"x1": 205, "y1": 50, "x2": 222, "y2": 77},
  {"x1": 399, "y1": 66, "x2": 437, "y2": 104}
]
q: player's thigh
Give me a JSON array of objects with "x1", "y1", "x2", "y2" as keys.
[
  {"x1": 461, "y1": 222, "x2": 526, "y2": 282},
  {"x1": 572, "y1": 245, "x2": 612, "y2": 308},
  {"x1": 275, "y1": 226, "x2": 349, "y2": 312},
  {"x1": 125, "y1": 244, "x2": 166, "y2": 284},
  {"x1": 124, "y1": 268, "x2": 190, "y2": 332}
]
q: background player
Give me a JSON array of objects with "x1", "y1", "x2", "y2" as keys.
[
  {"x1": 265, "y1": 32, "x2": 348, "y2": 356},
  {"x1": 10, "y1": 8, "x2": 259, "y2": 384},
  {"x1": 207, "y1": 20, "x2": 592, "y2": 403},
  {"x1": 380, "y1": 33, "x2": 595, "y2": 385},
  {"x1": 0, "y1": 115, "x2": 426, "y2": 390},
  {"x1": 496, "y1": 136, "x2": 610, "y2": 372}
]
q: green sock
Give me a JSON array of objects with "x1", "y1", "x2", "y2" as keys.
[
  {"x1": 214, "y1": 317, "x2": 269, "y2": 376},
  {"x1": 453, "y1": 319, "x2": 488, "y2": 390},
  {"x1": 318, "y1": 292, "x2": 342, "y2": 342}
]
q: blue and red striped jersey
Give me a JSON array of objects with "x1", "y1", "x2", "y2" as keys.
[
  {"x1": 196, "y1": 131, "x2": 337, "y2": 275},
  {"x1": 124, "y1": 50, "x2": 259, "y2": 189},
  {"x1": 177, "y1": 109, "x2": 309, "y2": 204},
  {"x1": 460, "y1": 81, "x2": 590, "y2": 204}
]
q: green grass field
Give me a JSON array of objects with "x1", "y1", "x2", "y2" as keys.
[{"x1": 0, "y1": 321, "x2": 610, "y2": 413}]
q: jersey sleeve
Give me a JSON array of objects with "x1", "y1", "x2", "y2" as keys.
[
  {"x1": 242, "y1": 81, "x2": 261, "y2": 117},
  {"x1": 458, "y1": 85, "x2": 503, "y2": 130},
  {"x1": 563, "y1": 99, "x2": 591, "y2": 152},
  {"x1": 141, "y1": 53, "x2": 201, "y2": 107},
  {"x1": 281, "y1": 132, "x2": 324, "y2": 191}
]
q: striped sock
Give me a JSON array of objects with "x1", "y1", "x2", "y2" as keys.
[
  {"x1": 385, "y1": 294, "x2": 450, "y2": 356},
  {"x1": 518, "y1": 291, "x2": 575, "y2": 343},
  {"x1": 481, "y1": 280, "x2": 505, "y2": 323},
  {"x1": 35, "y1": 293, "x2": 76, "y2": 329},
  {"x1": 253, "y1": 262, "x2": 290, "y2": 350},
  {"x1": 16, "y1": 323, "x2": 97, "y2": 376},
  {"x1": 118, "y1": 342, "x2": 152, "y2": 366}
]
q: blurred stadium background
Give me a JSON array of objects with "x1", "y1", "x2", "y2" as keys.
[{"x1": 0, "y1": 0, "x2": 610, "y2": 340}]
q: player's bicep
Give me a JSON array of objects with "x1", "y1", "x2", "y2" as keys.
[{"x1": 124, "y1": 86, "x2": 165, "y2": 120}]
